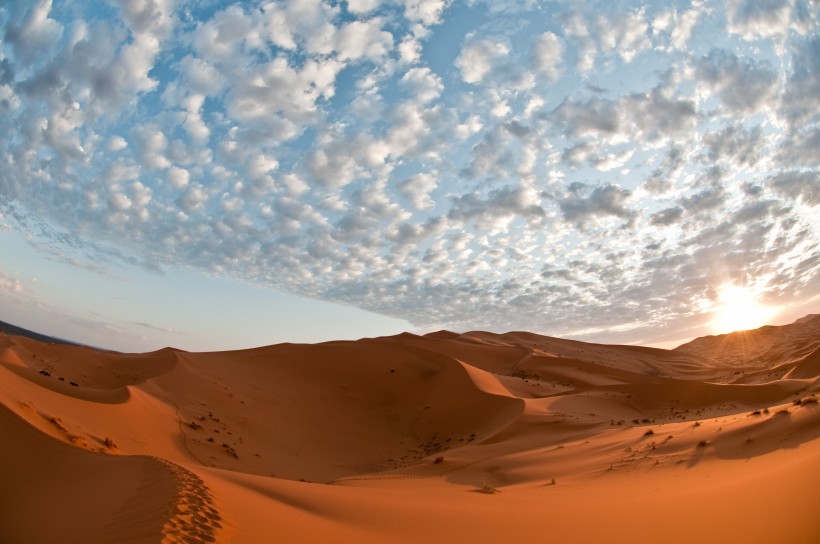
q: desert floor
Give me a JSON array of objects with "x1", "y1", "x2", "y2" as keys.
[{"x1": 2, "y1": 318, "x2": 819, "y2": 543}]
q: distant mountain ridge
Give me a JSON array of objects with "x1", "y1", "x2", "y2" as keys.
[{"x1": 0, "y1": 320, "x2": 81, "y2": 346}]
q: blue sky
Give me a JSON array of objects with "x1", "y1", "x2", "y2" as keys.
[{"x1": 1, "y1": 0, "x2": 818, "y2": 352}]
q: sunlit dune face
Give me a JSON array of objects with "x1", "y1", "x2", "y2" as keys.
[{"x1": 710, "y1": 285, "x2": 778, "y2": 334}]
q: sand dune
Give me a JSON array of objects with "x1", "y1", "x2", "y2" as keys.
[{"x1": 1, "y1": 316, "x2": 819, "y2": 543}]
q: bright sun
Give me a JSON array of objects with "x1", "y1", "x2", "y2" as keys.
[{"x1": 710, "y1": 285, "x2": 779, "y2": 334}]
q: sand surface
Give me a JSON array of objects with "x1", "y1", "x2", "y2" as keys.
[{"x1": 1, "y1": 316, "x2": 819, "y2": 543}]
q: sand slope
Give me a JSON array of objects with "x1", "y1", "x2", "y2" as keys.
[{"x1": 1, "y1": 317, "x2": 819, "y2": 543}]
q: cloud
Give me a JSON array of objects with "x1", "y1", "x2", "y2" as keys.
[
  {"x1": 769, "y1": 171, "x2": 820, "y2": 206},
  {"x1": 334, "y1": 18, "x2": 393, "y2": 61},
  {"x1": 679, "y1": 183, "x2": 727, "y2": 214},
  {"x1": 106, "y1": 136, "x2": 128, "y2": 152},
  {"x1": 530, "y1": 32, "x2": 563, "y2": 80},
  {"x1": 454, "y1": 36, "x2": 510, "y2": 84},
  {"x1": 3, "y1": 0, "x2": 63, "y2": 63},
  {"x1": 552, "y1": 96, "x2": 620, "y2": 138},
  {"x1": 400, "y1": 66, "x2": 443, "y2": 104},
  {"x1": 702, "y1": 124, "x2": 763, "y2": 166},
  {"x1": 650, "y1": 206, "x2": 683, "y2": 226},
  {"x1": 398, "y1": 173, "x2": 438, "y2": 210},
  {"x1": 179, "y1": 55, "x2": 226, "y2": 97},
  {"x1": 402, "y1": 0, "x2": 450, "y2": 26},
  {"x1": 725, "y1": 0, "x2": 794, "y2": 41},
  {"x1": 178, "y1": 184, "x2": 208, "y2": 213},
  {"x1": 347, "y1": 0, "x2": 382, "y2": 15},
  {"x1": 694, "y1": 48, "x2": 778, "y2": 113},
  {"x1": 133, "y1": 125, "x2": 171, "y2": 170},
  {"x1": 596, "y1": 7, "x2": 650, "y2": 63},
  {"x1": 448, "y1": 185, "x2": 544, "y2": 229},
  {"x1": 0, "y1": 271, "x2": 25, "y2": 294},
  {"x1": 781, "y1": 35, "x2": 820, "y2": 126},
  {"x1": 777, "y1": 126, "x2": 820, "y2": 166},
  {"x1": 558, "y1": 183, "x2": 636, "y2": 229}
]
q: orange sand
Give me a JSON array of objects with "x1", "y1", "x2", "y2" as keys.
[{"x1": 1, "y1": 315, "x2": 819, "y2": 543}]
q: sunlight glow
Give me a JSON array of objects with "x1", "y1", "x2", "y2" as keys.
[{"x1": 710, "y1": 284, "x2": 780, "y2": 334}]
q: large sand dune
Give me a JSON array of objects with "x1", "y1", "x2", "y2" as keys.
[{"x1": 1, "y1": 316, "x2": 819, "y2": 543}]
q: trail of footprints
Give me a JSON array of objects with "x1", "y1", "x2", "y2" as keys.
[
  {"x1": 102, "y1": 457, "x2": 225, "y2": 544},
  {"x1": 158, "y1": 458, "x2": 225, "y2": 544}
]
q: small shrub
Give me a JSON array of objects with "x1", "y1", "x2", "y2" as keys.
[
  {"x1": 433, "y1": 456, "x2": 444, "y2": 464},
  {"x1": 477, "y1": 484, "x2": 500, "y2": 495},
  {"x1": 697, "y1": 440, "x2": 709, "y2": 448},
  {"x1": 643, "y1": 429, "x2": 654, "y2": 436}
]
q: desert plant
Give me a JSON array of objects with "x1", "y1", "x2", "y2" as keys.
[{"x1": 477, "y1": 484, "x2": 500, "y2": 494}]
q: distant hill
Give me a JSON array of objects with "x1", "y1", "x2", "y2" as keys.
[
  {"x1": 0, "y1": 320, "x2": 81, "y2": 346},
  {"x1": 674, "y1": 314, "x2": 820, "y2": 382}
]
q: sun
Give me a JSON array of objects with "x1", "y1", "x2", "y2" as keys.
[{"x1": 710, "y1": 284, "x2": 779, "y2": 334}]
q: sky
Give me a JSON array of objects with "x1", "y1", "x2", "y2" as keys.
[{"x1": 0, "y1": 0, "x2": 818, "y2": 353}]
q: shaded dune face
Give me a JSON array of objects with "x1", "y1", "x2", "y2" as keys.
[
  {"x1": 143, "y1": 340, "x2": 525, "y2": 482},
  {"x1": 0, "y1": 315, "x2": 819, "y2": 543},
  {"x1": 0, "y1": 404, "x2": 225, "y2": 544}
]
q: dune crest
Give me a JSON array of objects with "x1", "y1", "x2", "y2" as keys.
[{"x1": 1, "y1": 316, "x2": 819, "y2": 543}]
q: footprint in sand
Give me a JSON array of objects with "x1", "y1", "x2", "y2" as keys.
[{"x1": 157, "y1": 459, "x2": 225, "y2": 544}]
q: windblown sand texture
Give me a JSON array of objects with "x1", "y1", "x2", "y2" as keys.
[{"x1": 2, "y1": 316, "x2": 819, "y2": 543}]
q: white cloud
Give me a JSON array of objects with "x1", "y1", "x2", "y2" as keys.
[
  {"x1": 781, "y1": 35, "x2": 820, "y2": 126},
  {"x1": 167, "y1": 166, "x2": 190, "y2": 189},
  {"x1": 695, "y1": 48, "x2": 778, "y2": 113},
  {"x1": 334, "y1": 18, "x2": 393, "y2": 61},
  {"x1": 400, "y1": 66, "x2": 443, "y2": 104},
  {"x1": 108, "y1": 191, "x2": 132, "y2": 212},
  {"x1": 397, "y1": 35, "x2": 422, "y2": 64},
  {"x1": 106, "y1": 136, "x2": 128, "y2": 152},
  {"x1": 3, "y1": 0, "x2": 63, "y2": 63},
  {"x1": 530, "y1": 32, "x2": 563, "y2": 80},
  {"x1": 558, "y1": 183, "x2": 636, "y2": 230},
  {"x1": 178, "y1": 183, "x2": 208, "y2": 212},
  {"x1": 670, "y1": 5, "x2": 702, "y2": 50},
  {"x1": 769, "y1": 171, "x2": 820, "y2": 206},
  {"x1": 133, "y1": 125, "x2": 171, "y2": 170},
  {"x1": 0, "y1": 271, "x2": 25, "y2": 294},
  {"x1": 347, "y1": 0, "x2": 383, "y2": 15},
  {"x1": 398, "y1": 173, "x2": 437, "y2": 210},
  {"x1": 181, "y1": 94, "x2": 210, "y2": 141},
  {"x1": 259, "y1": 3, "x2": 296, "y2": 50},
  {"x1": 596, "y1": 8, "x2": 650, "y2": 63},
  {"x1": 192, "y1": 5, "x2": 262, "y2": 63},
  {"x1": 454, "y1": 36, "x2": 510, "y2": 84},
  {"x1": 402, "y1": 0, "x2": 450, "y2": 26},
  {"x1": 248, "y1": 154, "x2": 279, "y2": 179},
  {"x1": 179, "y1": 55, "x2": 226, "y2": 97},
  {"x1": 725, "y1": 0, "x2": 793, "y2": 41}
]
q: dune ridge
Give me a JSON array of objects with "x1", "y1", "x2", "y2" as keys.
[{"x1": 1, "y1": 316, "x2": 819, "y2": 543}]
